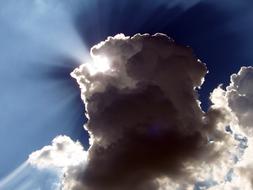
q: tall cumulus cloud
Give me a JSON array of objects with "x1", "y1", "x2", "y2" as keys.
[
  {"x1": 69, "y1": 33, "x2": 232, "y2": 190},
  {"x1": 29, "y1": 34, "x2": 253, "y2": 190}
]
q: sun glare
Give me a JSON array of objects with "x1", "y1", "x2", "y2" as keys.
[{"x1": 85, "y1": 56, "x2": 111, "y2": 75}]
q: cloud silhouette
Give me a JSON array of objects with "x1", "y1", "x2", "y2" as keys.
[
  {"x1": 67, "y1": 33, "x2": 231, "y2": 190},
  {"x1": 29, "y1": 34, "x2": 253, "y2": 190}
]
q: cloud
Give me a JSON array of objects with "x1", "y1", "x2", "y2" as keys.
[
  {"x1": 69, "y1": 33, "x2": 234, "y2": 190},
  {"x1": 28, "y1": 135, "x2": 87, "y2": 170},
  {"x1": 28, "y1": 135, "x2": 87, "y2": 190},
  {"x1": 226, "y1": 67, "x2": 253, "y2": 135},
  {"x1": 28, "y1": 34, "x2": 253, "y2": 190},
  {"x1": 208, "y1": 66, "x2": 253, "y2": 190}
]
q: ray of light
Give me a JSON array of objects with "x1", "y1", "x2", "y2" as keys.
[
  {"x1": 0, "y1": 0, "x2": 90, "y2": 178},
  {"x1": 0, "y1": 162, "x2": 60, "y2": 190}
]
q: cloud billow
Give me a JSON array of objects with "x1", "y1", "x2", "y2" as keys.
[
  {"x1": 68, "y1": 33, "x2": 230, "y2": 190},
  {"x1": 29, "y1": 34, "x2": 253, "y2": 190},
  {"x1": 209, "y1": 66, "x2": 253, "y2": 190}
]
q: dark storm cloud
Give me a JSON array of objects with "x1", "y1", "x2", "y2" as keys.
[{"x1": 70, "y1": 33, "x2": 230, "y2": 190}]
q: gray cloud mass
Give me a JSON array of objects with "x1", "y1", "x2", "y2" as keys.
[
  {"x1": 69, "y1": 33, "x2": 230, "y2": 190},
  {"x1": 27, "y1": 33, "x2": 253, "y2": 190}
]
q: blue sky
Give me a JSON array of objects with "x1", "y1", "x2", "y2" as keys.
[{"x1": 0, "y1": 0, "x2": 253, "y2": 188}]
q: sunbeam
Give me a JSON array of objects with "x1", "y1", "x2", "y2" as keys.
[
  {"x1": 0, "y1": 161, "x2": 61, "y2": 190},
  {"x1": 0, "y1": 0, "x2": 90, "y2": 178}
]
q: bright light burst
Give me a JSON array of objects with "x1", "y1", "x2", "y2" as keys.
[{"x1": 85, "y1": 56, "x2": 111, "y2": 75}]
